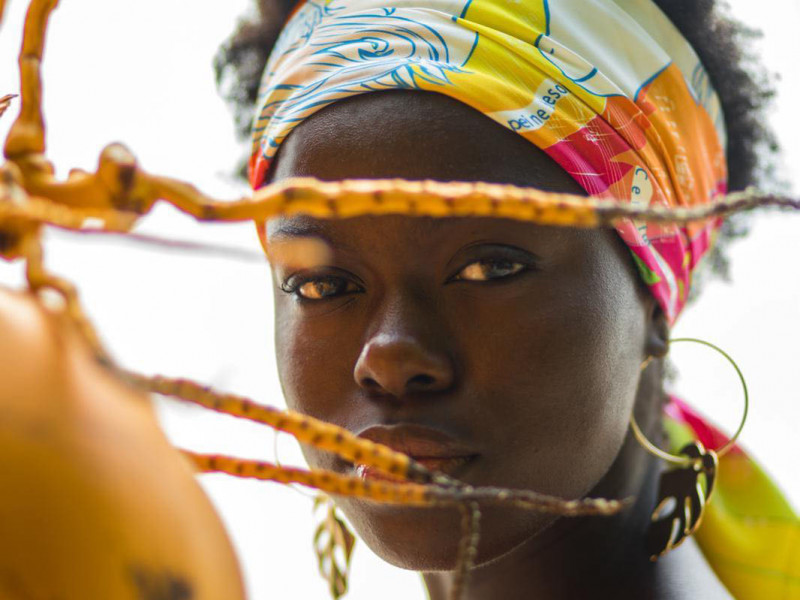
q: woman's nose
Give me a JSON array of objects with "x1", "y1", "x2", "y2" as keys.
[{"x1": 353, "y1": 332, "x2": 455, "y2": 398}]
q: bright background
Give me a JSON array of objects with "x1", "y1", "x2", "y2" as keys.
[{"x1": 1, "y1": 1, "x2": 798, "y2": 598}]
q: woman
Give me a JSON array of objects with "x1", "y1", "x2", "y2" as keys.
[{"x1": 217, "y1": 1, "x2": 794, "y2": 598}]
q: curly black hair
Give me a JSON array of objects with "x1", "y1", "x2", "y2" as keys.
[{"x1": 214, "y1": 0, "x2": 779, "y2": 295}]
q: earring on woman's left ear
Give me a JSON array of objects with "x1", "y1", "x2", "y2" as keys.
[
  {"x1": 313, "y1": 493, "x2": 356, "y2": 599},
  {"x1": 633, "y1": 337, "x2": 749, "y2": 561}
]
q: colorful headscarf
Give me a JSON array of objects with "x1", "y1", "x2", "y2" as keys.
[{"x1": 249, "y1": 0, "x2": 728, "y2": 325}]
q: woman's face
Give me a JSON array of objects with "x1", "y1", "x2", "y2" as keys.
[{"x1": 266, "y1": 90, "x2": 666, "y2": 569}]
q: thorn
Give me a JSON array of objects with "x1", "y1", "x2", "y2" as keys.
[{"x1": 0, "y1": 93, "x2": 18, "y2": 118}]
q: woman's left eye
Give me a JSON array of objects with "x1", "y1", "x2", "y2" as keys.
[{"x1": 452, "y1": 259, "x2": 527, "y2": 282}]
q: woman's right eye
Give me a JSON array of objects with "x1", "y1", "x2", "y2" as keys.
[{"x1": 281, "y1": 275, "x2": 361, "y2": 301}]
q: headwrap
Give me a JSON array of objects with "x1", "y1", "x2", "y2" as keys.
[
  {"x1": 250, "y1": 1, "x2": 800, "y2": 595},
  {"x1": 249, "y1": 0, "x2": 728, "y2": 325}
]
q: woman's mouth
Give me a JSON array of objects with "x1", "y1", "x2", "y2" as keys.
[
  {"x1": 356, "y1": 456, "x2": 475, "y2": 482},
  {"x1": 353, "y1": 423, "x2": 478, "y2": 482}
]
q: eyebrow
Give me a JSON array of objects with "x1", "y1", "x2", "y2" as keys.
[
  {"x1": 268, "y1": 215, "x2": 460, "y2": 250},
  {"x1": 269, "y1": 218, "x2": 337, "y2": 246}
]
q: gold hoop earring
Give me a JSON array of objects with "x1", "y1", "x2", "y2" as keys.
[{"x1": 633, "y1": 337, "x2": 749, "y2": 561}]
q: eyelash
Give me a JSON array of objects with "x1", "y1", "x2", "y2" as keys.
[
  {"x1": 449, "y1": 258, "x2": 529, "y2": 283},
  {"x1": 280, "y1": 273, "x2": 363, "y2": 302},
  {"x1": 281, "y1": 256, "x2": 532, "y2": 302}
]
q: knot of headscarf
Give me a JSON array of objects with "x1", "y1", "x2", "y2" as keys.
[{"x1": 249, "y1": 0, "x2": 728, "y2": 324}]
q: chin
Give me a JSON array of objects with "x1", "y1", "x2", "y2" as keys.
[{"x1": 335, "y1": 497, "x2": 560, "y2": 571}]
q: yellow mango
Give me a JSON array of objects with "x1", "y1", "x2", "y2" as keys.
[{"x1": 0, "y1": 286, "x2": 246, "y2": 600}]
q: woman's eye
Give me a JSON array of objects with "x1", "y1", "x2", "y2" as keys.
[
  {"x1": 454, "y1": 259, "x2": 527, "y2": 282},
  {"x1": 282, "y1": 275, "x2": 360, "y2": 301}
]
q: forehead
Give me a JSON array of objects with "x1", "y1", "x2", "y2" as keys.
[
  {"x1": 266, "y1": 213, "x2": 581, "y2": 252},
  {"x1": 267, "y1": 89, "x2": 587, "y2": 195}
]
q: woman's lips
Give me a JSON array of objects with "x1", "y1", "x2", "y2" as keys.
[
  {"x1": 356, "y1": 456, "x2": 475, "y2": 482},
  {"x1": 353, "y1": 423, "x2": 478, "y2": 482}
]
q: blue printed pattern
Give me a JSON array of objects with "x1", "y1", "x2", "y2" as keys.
[{"x1": 252, "y1": 0, "x2": 475, "y2": 161}]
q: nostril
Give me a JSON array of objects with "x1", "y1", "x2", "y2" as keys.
[
  {"x1": 359, "y1": 373, "x2": 441, "y2": 396},
  {"x1": 361, "y1": 377, "x2": 383, "y2": 392},
  {"x1": 407, "y1": 373, "x2": 436, "y2": 390}
]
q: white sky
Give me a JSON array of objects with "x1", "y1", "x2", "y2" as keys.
[{"x1": 1, "y1": 1, "x2": 798, "y2": 598}]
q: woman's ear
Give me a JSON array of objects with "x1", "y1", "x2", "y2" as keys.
[{"x1": 645, "y1": 299, "x2": 670, "y2": 360}]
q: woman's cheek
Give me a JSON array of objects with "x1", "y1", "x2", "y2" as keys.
[
  {"x1": 538, "y1": 250, "x2": 646, "y2": 496},
  {"x1": 465, "y1": 266, "x2": 640, "y2": 499},
  {"x1": 274, "y1": 297, "x2": 362, "y2": 421},
  {"x1": 274, "y1": 310, "x2": 344, "y2": 472}
]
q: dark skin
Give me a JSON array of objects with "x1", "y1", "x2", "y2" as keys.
[{"x1": 264, "y1": 90, "x2": 732, "y2": 599}]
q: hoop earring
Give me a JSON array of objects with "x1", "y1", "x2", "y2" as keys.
[{"x1": 633, "y1": 337, "x2": 749, "y2": 561}]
